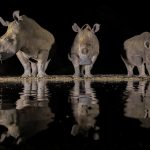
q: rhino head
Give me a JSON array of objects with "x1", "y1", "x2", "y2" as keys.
[{"x1": 0, "y1": 10, "x2": 22, "y2": 60}]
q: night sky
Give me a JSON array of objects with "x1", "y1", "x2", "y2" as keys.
[{"x1": 0, "y1": 0, "x2": 149, "y2": 76}]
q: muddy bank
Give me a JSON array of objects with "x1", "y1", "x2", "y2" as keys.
[{"x1": 0, "y1": 75, "x2": 149, "y2": 83}]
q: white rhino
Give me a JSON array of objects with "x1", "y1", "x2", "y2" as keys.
[
  {"x1": 122, "y1": 32, "x2": 150, "y2": 77},
  {"x1": 0, "y1": 10, "x2": 55, "y2": 77},
  {"x1": 68, "y1": 23, "x2": 100, "y2": 77}
]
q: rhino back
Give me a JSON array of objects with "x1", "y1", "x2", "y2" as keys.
[
  {"x1": 124, "y1": 32, "x2": 150, "y2": 53},
  {"x1": 71, "y1": 30, "x2": 99, "y2": 56},
  {"x1": 18, "y1": 15, "x2": 55, "y2": 51}
]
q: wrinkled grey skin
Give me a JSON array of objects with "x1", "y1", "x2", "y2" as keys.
[
  {"x1": 122, "y1": 32, "x2": 150, "y2": 77},
  {"x1": 0, "y1": 10, "x2": 55, "y2": 77},
  {"x1": 68, "y1": 23, "x2": 100, "y2": 77}
]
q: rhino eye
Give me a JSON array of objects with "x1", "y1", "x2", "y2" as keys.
[
  {"x1": 5, "y1": 38, "x2": 14, "y2": 43},
  {"x1": 8, "y1": 38, "x2": 14, "y2": 43},
  {"x1": 4, "y1": 38, "x2": 9, "y2": 41}
]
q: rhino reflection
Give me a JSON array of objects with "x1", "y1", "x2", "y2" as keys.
[
  {"x1": 0, "y1": 108, "x2": 18, "y2": 143},
  {"x1": 124, "y1": 80, "x2": 150, "y2": 128},
  {"x1": 16, "y1": 79, "x2": 49, "y2": 109},
  {"x1": 69, "y1": 80, "x2": 100, "y2": 140},
  {"x1": 0, "y1": 79, "x2": 54, "y2": 144}
]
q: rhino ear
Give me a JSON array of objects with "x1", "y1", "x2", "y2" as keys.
[
  {"x1": 72, "y1": 23, "x2": 80, "y2": 32},
  {"x1": 144, "y1": 40, "x2": 150, "y2": 49},
  {"x1": 71, "y1": 124, "x2": 79, "y2": 136},
  {"x1": 92, "y1": 23, "x2": 100, "y2": 33},
  {"x1": 13, "y1": 10, "x2": 22, "y2": 22},
  {"x1": 0, "y1": 17, "x2": 9, "y2": 26}
]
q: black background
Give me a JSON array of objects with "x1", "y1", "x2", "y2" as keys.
[{"x1": 0, "y1": 0, "x2": 149, "y2": 76}]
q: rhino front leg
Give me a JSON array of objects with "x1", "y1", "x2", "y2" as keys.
[
  {"x1": 73, "y1": 64, "x2": 80, "y2": 77},
  {"x1": 36, "y1": 59, "x2": 50, "y2": 77},
  {"x1": 84, "y1": 55, "x2": 98, "y2": 77},
  {"x1": 37, "y1": 60, "x2": 48, "y2": 77},
  {"x1": 31, "y1": 62, "x2": 38, "y2": 77},
  {"x1": 37, "y1": 51, "x2": 50, "y2": 77},
  {"x1": 16, "y1": 51, "x2": 31, "y2": 77},
  {"x1": 85, "y1": 65, "x2": 92, "y2": 77}
]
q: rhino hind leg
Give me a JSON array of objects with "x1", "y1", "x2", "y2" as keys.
[
  {"x1": 121, "y1": 56, "x2": 134, "y2": 76},
  {"x1": 126, "y1": 64, "x2": 134, "y2": 77},
  {"x1": 16, "y1": 51, "x2": 31, "y2": 77},
  {"x1": 131, "y1": 56, "x2": 146, "y2": 77}
]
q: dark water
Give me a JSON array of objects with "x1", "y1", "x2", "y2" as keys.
[{"x1": 0, "y1": 79, "x2": 150, "y2": 150}]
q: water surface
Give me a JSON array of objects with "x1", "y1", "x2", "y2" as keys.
[{"x1": 0, "y1": 79, "x2": 150, "y2": 150}]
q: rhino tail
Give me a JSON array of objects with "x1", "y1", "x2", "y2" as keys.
[
  {"x1": 44, "y1": 59, "x2": 51, "y2": 71},
  {"x1": 68, "y1": 53, "x2": 72, "y2": 61},
  {"x1": 121, "y1": 55, "x2": 130, "y2": 67}
]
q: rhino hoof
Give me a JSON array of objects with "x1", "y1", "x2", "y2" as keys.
[
  {"x1": 37, "y1": 73, "x2": 48, "y2": 78},
  {"x1": 21, "y1": 73, "x2": 31, "y2": 78},
  {"x1": 73, "y1": 74, "x2": 80, "y2": 78},
  {"x1": 127, "y1": 73, "x2": 134, "y2": 77},
  {"x1": 32, "y1": 72, "x2": 38, "y2": 77},
  {"x1": 84, "y1": 74, "x2": 93, "y2": 78},
  {"x1": 139, "y1": 74, "x2": 147, "y2": 78}
]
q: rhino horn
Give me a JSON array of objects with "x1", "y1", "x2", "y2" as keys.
[
  {"x1": 0, "y1": 17, "x2": 8, "y2": 26},
  {"x1": 13, "y1": 10, "x2": 22, "y2": 21}
]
